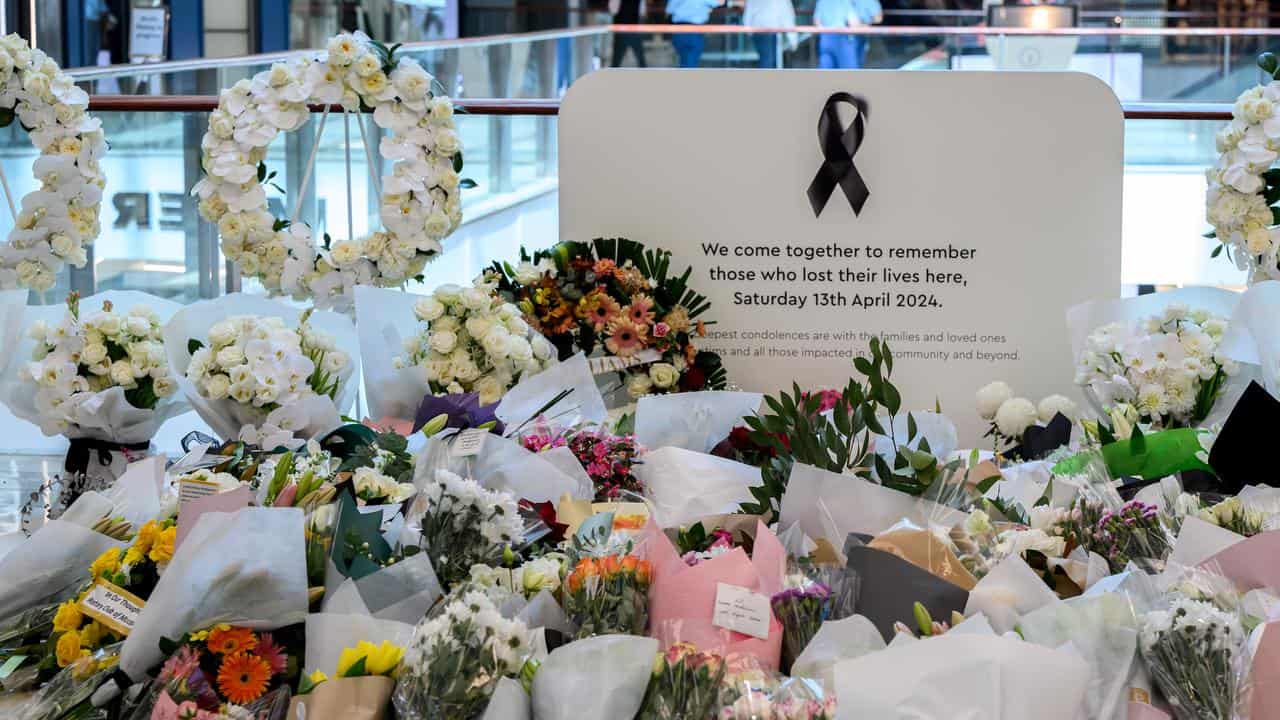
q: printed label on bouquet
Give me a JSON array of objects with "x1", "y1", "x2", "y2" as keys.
[
  {"x1": 713, "y1": 582, "x2": 771, "y2": 640},
  {"x1": 79, "y1": 580, "x2": 145, "y2": 636},
  {"x1": 178, "y1": 477, "x2": 222, "y2": 504},
  {"x1": 588, "y1": 349, "x2": 662, "y2": 376},
  {"x1": 451, "y1": 428, "x2": 489, "y2": 457},
  {"x1": 560, "y1": 71, "x2": 1122, "y2": 443},
  {"x1": 0, "y1": 654, "x2": 26, "y2": 679},
  {"x1": 1129, "y1": 688, "x2": 1151, "y2": 704}
]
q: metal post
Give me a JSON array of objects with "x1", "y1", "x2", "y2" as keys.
[
  {"x1": 67, "y1": 247, "x2": 94, "y2": 296},
  {"x1": 1223, "y1": 35, "x2": 1231, "y2": 79},
  {"x1": 536, "y1": 40, "x2": 556, "y2": 178},
  {"x1": 182, "y1": 112, "x2": 217, "y2": 298},
  {"x1": 487, "y1": 42, "x2": 513, "y2": 195},
  {"x1": 287, "y1": 118, "x2": 321, "y2": 243}
]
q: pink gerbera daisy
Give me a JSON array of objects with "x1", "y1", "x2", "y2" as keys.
[
  {"x1": 627, "y1": 294, "x2": 655, "y2": 325},
  {"x1": 158, "y1": 646, "x2": 202, "y2": 683},
  {"x1": 592, "y1": 259, "x2": 617, "y2": 277},
  {"x1": 605, "y1": 318, "x2": 647, "y2": 358},
  {"x1": 255, "y1": 632, "x2": 288, "y2": 675}
]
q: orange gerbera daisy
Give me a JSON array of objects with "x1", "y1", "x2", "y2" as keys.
[
  {"x1": 605, "y1": 318, "x2": 647, "y2": 358},
  {"x1": 217, "y1": 652, "x2": 272, "y2": 704},
  {"x1": 207, "y1": 626, "x2": 258, "y2": 656}
]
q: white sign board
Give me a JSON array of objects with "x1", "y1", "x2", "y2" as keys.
[
  {"x1": 129, "y1": 7, "x2": 167, "y2": 61},
  {"x1": 559, "y1": 70, "x2": 1122, "y2": 442}
]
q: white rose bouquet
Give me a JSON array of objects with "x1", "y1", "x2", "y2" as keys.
[
  {"x1": 0, "y1": 291, "x2": 187, "y2": 479},
  {"x1": 392, "y1": 590, "x2": 531, "y2": 720},
  {"x1": 1075, "y1": 303, "x2": 1238, "y2": 430},
  {"x1": 163, "y1": 293, "x2": 359, "y2": 445},
  {"x1": 1139, "y1": 596, "x2": 1248, "y2": 720}
]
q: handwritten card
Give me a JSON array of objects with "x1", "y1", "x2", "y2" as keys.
[
  {"x1": 79, "y1": 580, "x2": 146, "y2": 636},
  {"x1": 712, "y1": 582, "x2": 771, "y2": 640},
  {"x1": 451, "y1": 428, "x2": 489, "y2": 457}
]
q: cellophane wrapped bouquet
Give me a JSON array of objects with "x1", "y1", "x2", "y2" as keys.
[
  {"x1": 562, "y1": 553, "x2": 653, "y2": 639},
  {"x1": 523, "y1": 426, "x2": 643, "y2": 500},
  {"x1": 635, "y1": 642, "x2": 726, "y2": 720},
  {"x1": 392, "y1": 590, "x2": 530, "y2": 719},
  {"x1": 771, "y1": 564, "x2": 859, "y2": 672},
  {"x1": 414, "y1": 469, "x2": 523, "y2": 589},
  {"x1": 1139, "y1": 594, "x2": 1250, "y2": 720},
  {"x1": 716, "y1": 655, "x2": 837, "y2": 720}
]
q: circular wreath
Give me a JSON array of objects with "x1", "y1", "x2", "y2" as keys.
[
  {"x1": 1206, "y1": 52, "x2": 1280, "y2": 283},
  {"x1": 193, "y1": 31, "x2": 465, "y2": 309},
  {"x1": 487, "y1": 237, "x2": 727, "y2": 398},
  {"x1": 0, "y1": 35, "x2": 106, "y2": 292}
]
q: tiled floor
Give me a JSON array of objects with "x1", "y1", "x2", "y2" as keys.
[{"x1": 0, "y1": 454, "x2": 66, "y2": 535}]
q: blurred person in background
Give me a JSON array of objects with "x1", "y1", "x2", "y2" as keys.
[
  {"x1": 743, "y1": 0, "x2": 795, "y2": 68},
  {"x1": 611, "y1": 0, "x2": 648, "y2": 66},
  {"x1": 667, "y1": 0, "x2": 733, "y2": 67},
  {"x1": 813, "y1": 0, "x2": 881, "y2": 68}
]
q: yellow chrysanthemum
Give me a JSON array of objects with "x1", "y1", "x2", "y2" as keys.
[
  {"x1": 52, "y1": 601, "x2": 82, "y2": 633},
  {"x1": 89, "y1": 548, "x2": 121, "y2": 580},
  {"x1": 55, "y1": 630, "x2": 87, "y2": 668},
  {"x1": 148, "y1": 526, "x2": 176, "y2": 564},
  {"x1": 133, "y1": 520, "x2": 160, "y2": 556}
]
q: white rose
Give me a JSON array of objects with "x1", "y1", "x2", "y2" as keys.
[
  {"x1": 82, "y1": 343, "x2": 107, "y2": 365},
  {"x1": 531, "y1": 335, "x2": 554, "y2": 361},
  {"x1": 424, "y1": 211, "x2": 451, "y2": 238},
  {"x1": 125, "y1": 316, "x2": 150, "y2": 337},
  {"x1": 513, "y1": 261, "x2": 542, "y2": 285},
  {"x1": 505, "y1": 316, "x2": 530, "y2": 336},
  {"x1": 649, "y1": 362, "x2": 679, "y2": 389},
  {"x1": 430, "y1": 96, "x2": 454, "y2": 123},
  {"x1": 96, "y1": 314, "x2": 121, "y2": 336},
  {"x1": 414, "y1": 297, "x2": 445, "y2": 322},
  {"x1": 208, "y1": 321, "x2": 237, "y2": 347},
  {"x1": 330, "y1": 242, "x2": 362, "y2": 267},
  {"x1": 434, "y1": 130, "x2": 460, "y2": 156},
  {"x1": 1036, "y1": 394, "x2": 1077, "y2": 423},
  {"x1": 465, "y1": 315, "x2": 494, "y2": 339},
  {"x1": 153, "y1": 375, "x2": 177, "y2": 397},
  {"x1": 109, "y1": 360, "x2": 136, "y2": 387},
  {"x1": 474, "y1": 375, "x2": 506, "y2": 405},
  {"x1": 204, "y1": 374, "x2": 232, "y2": 400},
  {"x1": 434, "y1": 284, "x2": 462, "y2": 303},
  {"x1": 975, "y1": 381, "x2": 1014, "y2": 421},
  {"x1": 49, "y1": 233, "x2": 74, "y2": 257},
  {"x1": 994, "y1": 397, "x2": 1037, "y2": 438},
  {"x1": 216, "y1": 346, "x2": 245, "y2": 369},
  {"x1": 460, "y1": 287, "x2": 490, "y2": 312},
  {"x1": 322, "y1": 352, "x2": 347, "y2": 374},
  {"x1": 428, "y1": 330, "x2": 457, "y2": 355},
  {"x1": 626, "y1": 372, "x2": 654, "y2": 399}
]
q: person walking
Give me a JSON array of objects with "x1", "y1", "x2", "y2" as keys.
[
  {"x1": 813, "y1": 0, "x2": 881, "y2": 69},
  {"x1": 743, "y1": 0, "x2": 795, "y2": 68},
  {"x1": 611, "y1": 0, "x2": 648, "y2": 66},
  {"x1": 667, "y1": 0, "x2": 729, "y2": 67}
]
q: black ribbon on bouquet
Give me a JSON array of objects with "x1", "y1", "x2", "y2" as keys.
[
  {"x1": 64, "y1": 438, "x2": 149, "y2": 477},
  {"x1": 807, "y1": 92, "x2": 871, "y2": 218}
]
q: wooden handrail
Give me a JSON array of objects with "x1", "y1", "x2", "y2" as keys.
[{"x1": 84, "y1": 95, "x2": 1230, "y2": 121}]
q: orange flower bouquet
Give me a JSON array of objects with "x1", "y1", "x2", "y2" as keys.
[
  {"x1": 563, "y1": 554, "x2": 653, "y2": 639},
  {"x1": 140, "y1": 623, "x2": 301, "y2": 718}
]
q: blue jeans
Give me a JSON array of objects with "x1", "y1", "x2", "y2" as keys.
[
  {"x1": 753, "y1": 33, "x2": 778, "y2": 68},
  {"x1": 672, "y1": 32, "x2": 705, "y2": 68},
  {"x1": 817, "y1": 34, "x2": 866, "y2": 69}
]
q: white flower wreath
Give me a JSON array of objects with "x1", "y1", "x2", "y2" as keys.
[
  {"x1": 0, "y1": 34, "x2": 106, "y2": 292},
  {"x1": 193, "y1": 31, "x2": 465, "y2": 310},
  {"x1": 1205, "y1": 55, "x2": 1280, "y2": 282}
]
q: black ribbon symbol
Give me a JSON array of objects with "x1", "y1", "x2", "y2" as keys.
[
  {"x1": 807, "y1": 92, "x2": 871, "y2": 218},
  {"x1": 64, "y1": 437, "x2": 149, "y2": 477}
]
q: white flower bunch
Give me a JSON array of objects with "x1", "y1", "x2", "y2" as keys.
[
  {"x1": 353, "y1": 466, "x2": 416, "y2": 504},
  {"x1": 1205, "y1": 80, "x2": 1280, "y2": 282},
  {"x1": 1194, "y1": 495, "x2": 1268, "y2": 536},
  {"x1": 0, "y1": 34, "x2": 107, "y2": 291},
  {"x1": 469, "y1": 552, "x2": 567, "y2": 599},
  {"x1": 394, "y1": 590, "x2": 531, "y2": 718},
  {"x1": 1075, "y1": 303, "x2": 1237, "y2": 429},
  {"x1": 975, "y1": 380, "x2": 1077, "y2": 445},
  {"x1": 1140, "y1": 596, "x2": 1246, "y2": 719},
  {"x1": 415, "y1": 469, "x2": 523, "y2": 588},
  {"x1": 185, "y1": 312, "x2": 347, "y2": 413},
  {"x1": 395, "y1": 279, "x2": 556, "y2": 404},
  {"x1": 192, "y1": 31, "x2": 464, "y2": 310},
  {"x1": 176, "y1": 468, "x2": 242, "y2": 492},
  {"x1": 23, "y1": 295, "x2": 176, "y2": 435}
]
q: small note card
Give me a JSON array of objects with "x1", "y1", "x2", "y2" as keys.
[
  {"x1": 451, "y1": 428, "x2": 489, "y2": 457},
  {"x1": 712, "y1": 582, "x2": 771, "y2": 640}
]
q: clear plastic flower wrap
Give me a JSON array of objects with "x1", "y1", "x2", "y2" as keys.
[
  {"x1": 392, "y1": 590, "x2": 531, "y2": 720},
  {"x1": 635, "y1": 642, "x2": 726, "y2": 720},
  {"x1": 771, "y1": 562, "x2": 859, "y2": 673},
  {"x1": 1138, "y1": 573, "x2": 1253, "y2": 720},
  {"x1": 407, "y1": 469, "x2": 523, "y2": 591},
  {"x1": 715, "y1": 654, "x2": 837, "y2": 720},
  {"x1": 1055, "y1": 449, "x2": 1175, "y2": 573},
  {"x1": 413, "y1": 430, "x2": 592, "y2": 505},
  {"x1": 563, "y1": 553, "x2": 653, "y2": 639},
  {"x1": 17, "y1": 641, "x2": 121, "y2": 720}
]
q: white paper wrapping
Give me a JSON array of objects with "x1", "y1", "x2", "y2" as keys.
[
  {"x1": 1019, "y1": 592, "x2": 1139, "y2": 720},
  {"x1": 790, "y1": 614, "x2": 886, "y2": 694},
  {"x1": 303, "y1": 612, "x2": 415, "y2": 675},
  {"x1": 483, "y1": 677, "x2": 531, "y2": 720},
  {"x1": 161, "y1": 293, "x2": 358, "y2": 441},
  {"x1": 121, "y1": 507, "x2": 308, "y2": 679},
  {"x1": 1066, "y1": 286, "x2": 1257, "y2": 426},
  {"x1": 0, "y1": 514, "x2": 125, "y2": 618},
  {"x1": 1167, "y1": 515, "x2": 1245, "y2": 568},
  {"x1": 322, "y1": 551, "x2": 443, "y2": 625},
  {"x1": 832, "y1": 634, "x2": 1090, "y2": 720},
  {"x1": 964, "y1": 556, "x2": 1060, "y2": 634},
  {"x1": 1221, "y1": 280, "x2": 1280, "y2": 395},
  {"x1": 515, "y1": 590, "x2": 575, "y2": 637},
  {"x1": 779, "y1": 463, "x2": 964, "y2": 544},
  {"x1": 413, "y1": 432, "x2": 593, "y2": 503},
  {"x1": 0, "y1": 291, "x2": 190, "y2": 444},
  {"x1": 531, "y1": 634, "x2": 657, "y2": 720},
  {"x1": 353, "y1": 284, "x2": 432, "y2": 422},
  {"x1": 636, "y1": 447, "x2": 762, "y2": 528},
  {"x1": 0, "y1": 289, "x2": 28, "y2": 378},
  {"x1": 871, "y1": 410, "x2": 958, "y2": 471},
  {"x1": 633, "y1": 391, "x2": 763, "y2": 453},
  {"x1": 497, "y1": 353, "x2": 605, "y2": 434}
]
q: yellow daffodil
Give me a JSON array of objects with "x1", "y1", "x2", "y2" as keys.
[
  {"x1": 89, "y1": 548, "x2": 121, "y2": 580},
  {"x1": 148, "y1": 526, "x2": 176, "y2": 564},
  {"x1": 363, "y1": 640, "x2": 404, "y2": 677},
  {"x1": 52, "y1": 601, "x2": 82, "y2": 633},
  {"x1": 55, "y1": 630, "x2": 86, "y2": 668}
]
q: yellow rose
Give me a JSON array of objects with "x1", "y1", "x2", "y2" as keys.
[
  {"x1": 89, "y1": 548, "x2": 121, "y2": 580},
  {"x1": 123, "y1": 546, "x2": 145, "y2": 568},
  {"x1": 79, "y1": 621, "x2": 105, "y2": 649},
  {"x1": 55, "y1": 630, "x2": 86, "y2": 668},
  {"x1": 52, "y1": 601, "x2": 83, "y2": 633},
  {"x1": 133, "y1": 520, "x2": 160, "y2": 555},
  {"x1": 148, "y1": 527, "x2": 176, "y2": 564}
]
